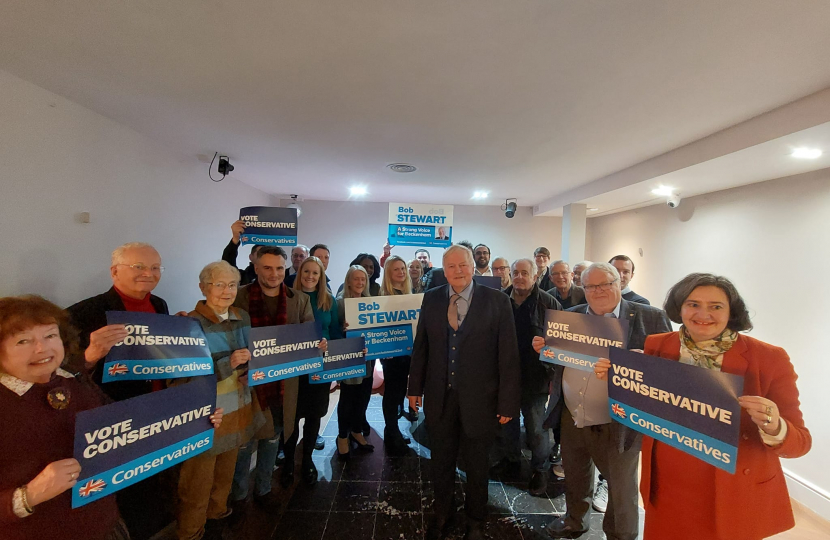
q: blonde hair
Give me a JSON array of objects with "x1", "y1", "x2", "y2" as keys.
[
  {"x1": 381, "y1": 255, "x2": 412, "y2": 295},
  {"x1": 111, "y1": 242, "x2": 158, "y2": 266},
  {"x1": 294, "y1": 256, "x2": 333, "y2": 311},
  {"x1": 408, "y1": 259, "x2": 424, "y2": 293},
  {"x1": 342, "y1": 265, "x2": 371, "y2": 299},
  {"x1": 199, "y1": 261, "x2": 240, "y2": 285}
]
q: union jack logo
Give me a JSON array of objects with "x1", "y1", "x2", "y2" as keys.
[
  {"x1": 542, "y1": 348, "x2": 555, "y2": 359},
  {"x1": 240, "y1": 236, "x2": 249, "y2": 243},
  {"x1": 78, "y1": 479, "x2": 107, "y2": 497},
  {"x1": 611, "y1": 403, "x2": 626, "y2": 419},
  {"x1": 108, "y1": 363, "x2": 129, "y2": 376},
  {"x1": 252, "y1": 371, "x2": 265, "y2": 381}
]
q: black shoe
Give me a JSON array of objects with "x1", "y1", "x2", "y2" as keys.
[
  {"x1": 253, "y1": 490, "x2": 280, "y2": 510},
  {"x1": 464, "y1": 520, "x2": 485, "y2": 540},
  {"x1": 279, "y1": 463, "x2": 295, "y2": 488},
  {"x1": 203, "y1": 517, "x2": 226, "y2": 540},
  {"x1": 402, "y1": 407, "x2": 419, "y2": 422},
  {"x1": 361, "y1": 421, "x2": 371, "y2": 437},
  {"x1": 549, "y1": 444, "x2": 562, "y2": 465},
  {"x1": 546, "y1": 517, "x2": 588, "y2": 539},
  {"x1": 349, "y1": 432, "x2": 375, "y2": 453},
  {"x1": 528, "y1": 470, "x2": 549, "y2": 497},
  {"x1": 302, "y1": 461, "x2": 318, "y2": 485},
  {"x1": 336, "y1": 436, "x2": 351, "y2": 461},
  {"x1": 314, "y1": 435, "x2": 325, "y2": 451},
  {"x1": 226, "y1": 500, "x2": 247, "y2": 529},
  {"x1": 384, "y1": 430, "x2": 409, "y2": 456}
]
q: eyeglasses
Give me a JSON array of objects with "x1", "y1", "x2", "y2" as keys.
[
  {"x1": 206, "y1": 282, "x2": 238, "y2": 291},
  {"x1": 551, "y1": 271, "x2": 571, "y2": 277},
  {"x1": 474, "y1": 251, "x2": 490, "y2": 256},
  {"x1": 584, "y1": 280, "x2": 619, "y2": 293},
  {"x1": 117, "y1": 263, "x2": 164, "y2": 274},
  {"x1": 493, "y1": 266, "x2": 510, "y2": 272}
]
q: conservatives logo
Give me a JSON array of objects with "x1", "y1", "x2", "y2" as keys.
[
  {"x1": 108, "y1": 363, "x2": 129, "y2": 377},
  {"x1": 611, "y1": 403, "x2": 627, "y2": 419},
  {"x1": 78, "y1": 479, "x2": 107, "y2": 497},
  {"x1": 251, "y1": 371, "x2": 265, "y2": 382},
  {"x1": 542, "y1": 348, "x2": 556, "y2": 360}
]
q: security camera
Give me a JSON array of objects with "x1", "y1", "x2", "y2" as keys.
[
  {"x1": 217, "y1": 156, "x2": 234, "y2": 176},
  {"x1": 666, "y1": 194, "x2": 681, "y2": 208},
  {"x1": 502, "y1": 198, "x2": 518, "y2": 218}
]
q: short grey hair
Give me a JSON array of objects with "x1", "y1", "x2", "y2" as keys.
[
  {"x1": 292, "y1": 244, "x2": 309, "y2": 255},
  {"x1": 581, "y1": 262, "x2": 620, "y2": 286},
  {"x1": 443, "y1": 244, "x2": 474, "y2": 267},
  {"x1": 111, "y1": 242, "x2": 158, "y2": 266},
  {"x1": 549, "y1": 259, "x2": 570, "y2": 270},
  {"x1": 511, "y1": 258, "x2": 536, "y2": 273},
  {"x1": 492, "y1": 256, "x2": 509, "y2": 266},
  {"x1": 199, "y1": 261, "x2": 240, "y2": 285},
  {"x1": 573, "y1": 260, "x2": 592, "y2": 269}
]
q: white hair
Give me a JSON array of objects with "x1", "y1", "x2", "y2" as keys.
[
  {"x1": 443, "y1": 244, "x2": 474, "y2": 267},
  {"x1": 199, "y1": 260, "x2": 240, "y2": 285},
  {"x1": 549, "y1": 259, "x2": 570, "y2": 270},
  {"x1": 573, "y1": 261, "x2": 592, "y2": 269},
  {"x1": 581, "y1": 262, "x2": 620, "y2": 285},
  {"x1": 511, "y1": 258, "x2": 536, "y2": 273},
  {"x1": 292, "y1": 244, "x2": 309, "y2": 255},
  {"x1": 111, "y1": 242, "x2": 158, "y2": 266}
]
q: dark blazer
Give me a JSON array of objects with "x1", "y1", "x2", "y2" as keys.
[
  {"x1": 547, "y1": 283, "x2": 586, "y2": 310},
  {"x1": 423, "y1": 268, "x2": 445, "y2": 290},
  {"x1": 408, "y1": 282, "x2": 520, "y2": 438},
  {"x1": 66, "y1": 287, "x2": 169, "y2": 402},
  {"x1": 221, "y1": 239, "x2": 257, "y2": 285},
  {"x1": 543, "y1": 299, "x2": 672, "y2": 451},
  {"x1": 537, "y1": 268, "x2": 554, "y2": 293},
  {"x1": 622, "y1": 290, "x2": 650, "y2": 305}
]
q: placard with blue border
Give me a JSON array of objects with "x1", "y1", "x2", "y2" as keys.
[
  {"x1": 102, "y1": 312, "x2": 213, "y2": 382},
  {"x1": 248, "y1": 321, "x2": 324, "y2": 385},
  {"x1": 72, "y1": 375, "x2": 216, "y2": 508},
  {"x1": 539, "y1": 310, "x2": 629, "y2": 372},
  {"x1": 310, "y1": 336, "x2": 367, "y2": 384},
  {"x1": 344, "y1": 295, "x2": 422, "y2": 360},
  {"x1": 607, "y1": 347, "x2": 744, "y2": 473},
  {"x1": 388, "y1": 203, "x2": 453, "y2": 248},
  {"x1": 238, "y1": 206, "x2": 298, "y2": 247}
]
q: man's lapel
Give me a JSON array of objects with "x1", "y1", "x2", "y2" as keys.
[{"x1": 619, "y1": 299, "x2": 637, "y2": 346}]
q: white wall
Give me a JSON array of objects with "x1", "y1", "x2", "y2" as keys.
[
  {"x1": 288, "y1": 199, "x2": 563, "y2": 290},
  {"x1": 0, "y1": 69, "x2": 277, "y2": 311},
  {"x1": 586, "y1": 168, "x2": 830, "y2": 517}
]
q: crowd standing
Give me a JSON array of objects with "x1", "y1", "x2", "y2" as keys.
[{"x1": 0, "y1": 221, "x2": 811, "y2": 540}]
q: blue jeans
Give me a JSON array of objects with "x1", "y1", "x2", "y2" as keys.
[{"x1": 232, "y1": 436, "x2": 280, "y2": 500}]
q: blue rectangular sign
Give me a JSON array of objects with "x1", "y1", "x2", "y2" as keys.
[
  {"x1": 388, "y1": 224, "x2": 452, "y2": 249},
  {"x1": 388, "y1": 203, "x2": 453, "y2": 249},
  {"x1": 310, "y1": 336, "x2": 367, "y2": 384},
  {"x1": 473, "y1": 275, "x2": 502, "y2": 289},
  {"x1": 248, "y1": 321, "x2": 324, "y2": 385},
  {"x1": 539, "y1": 310, "x2": 629, "y2": 372},
  {"x1": 72, "y1": 375, "x2": 216, "y2": 507},
  {"x1": 239, "y1": 206, "x2": 298, "y2": 247},
  {"x1": 347, "y1": 323, "x2": 413, "y2": 360},
  {"x1": 607, "y1": 347, "x2": 744, "y2": 473},
  {"x1": 102, "y1": 312, "x2": 213, "y2": 382}
]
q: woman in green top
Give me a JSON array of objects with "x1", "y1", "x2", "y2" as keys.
[{"x1": 286, "y1": 256, "x2": 343, "y2": 486}]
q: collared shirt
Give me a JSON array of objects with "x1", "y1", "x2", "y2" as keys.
[
  {"x1": 0, "y1": 368, "x2": 75, "y2": 397},
  {"x1": 475, "y1": 267, "x2": 492, "y2": 276},
  {"x1": 562, "y1": 301, "x2": 622, "y2": 427},
  {"x1": 621, "y1": 286, "x2": 631, "y2": 295},
  {"x1": 448, "y1": 279, "x2": 474, "y2": 327}
]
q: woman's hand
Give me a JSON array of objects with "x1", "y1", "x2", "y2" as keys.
[
  {"x1": 210, "y1": 408, "x2": 224, "y2": 428},
  {"x1": 318, "y1": 338, "x2": 328, "y2": 353},
  {"x1": 594, "y1": 358, "x2": 611, "y2": 380},
  {"x1": 532, "y1": 336, "x2": 545, "y2": 354},
  {"x1": 26, "y1": 459, "x2": 81, "y2": 507},
  {"x1": 173, "y1": 311, "x2": 189, "y2": 317},
  {"x1": 230, "y1": 349, "x2": 251, "y2": 369},
  {"x1": 738, "y1": 396, "x2": 782, "y2": 435}
]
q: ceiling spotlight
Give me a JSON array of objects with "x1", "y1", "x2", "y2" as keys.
[
  {"x1": 791, "y1": 147, "x2": 822, "y2": 159},
  {"x1": 501, "y1": 198, "x2": 518, "y2": 219},
  {"x1": 472, "y1": 191, "x2": 489, "y2": 200},
  {"x1": 651, "y1": 185, "x2": 675, "y2": 196},
  {"x1": 349, "y1": 186, "x2": 368, "y2": 197}
]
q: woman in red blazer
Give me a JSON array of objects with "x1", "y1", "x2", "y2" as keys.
[{"x1": 596, "y1": 273, "x2": 811, "y2": 539}]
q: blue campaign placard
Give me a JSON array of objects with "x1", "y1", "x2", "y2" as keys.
[
  {"x1": 239, "y1": 206, "x2": 298, "y2": 247},
  {"x1": 473, "y1": 275, "x2": 502, "y2": 289},
  {"x1": 248, "y1": 321, "x2": 324, "y2": 385},
  {"x1": 607, "y1": 347, "x2": 744, "y2": 473},
  {"x1": 72, "y1": 375, "x2": 216, "y2": 508},
  {"x1": 347, "y1": 323, "x2": 413, "y2": 360},
  {"x1": 102, "y1": 312, "x2": 213, "y2": 382},
  {"x1": 539, "y1": 310, "x2": 629, "y2": 372},
  {"x1": 310, "y1": 336, "x2": 367, "y2": 384},
  {"x1": 387, "y1": 203, "x2": 453, "y2": 248}
]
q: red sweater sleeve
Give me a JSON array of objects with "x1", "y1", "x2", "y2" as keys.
[{"x1": 765, "y1": 349, "x2": 811, "y2": 459}]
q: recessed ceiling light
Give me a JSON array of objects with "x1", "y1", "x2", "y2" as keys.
[
  {"x1": 651, "y1": 185, "x2": 675, "y2": 196},
  {"x1": 387, "y1": 163, "x2": 417, "y2": 173},
  {"x1": 588, "y1": 208, "x2": 599, "y2": 212},
  {"x1": 349, "y1": 186, "x2": 368, "y2": 197},
  {"x1": 472, "y1": 191, "x2": 489, "y2": 200},
  {"x1": 791, "y1": 147, "x2": 822, "y2": 159}
]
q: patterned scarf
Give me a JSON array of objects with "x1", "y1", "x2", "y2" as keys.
[
  {"x1": 678, "y1": 326, "x2": 738, "y2": 371},
  {"x1": 246, "y1": 281, "x2": 288, "y2": 407}
]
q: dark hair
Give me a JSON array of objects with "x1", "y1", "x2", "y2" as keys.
[
  {"x1": 609, "y1": 255, "x2": 635, "y2": 273},
  {"x1": 414, "y1": 248, "x2": 431, "y2": 259},
  {"x1": 309, "y1": 244, "x2": 330, "y2": 257},
  {"x1": 534, "y1": 246, "x2": 551, "y2": 257},
  {"x1": 473, "y1": 244, "x2": 490, "y2": 254},
  {"x1": 0, "y1": 295, "x2": 79, "y2": 368},
  {"x1": 349, "y1": 253, "x2": 381, "y2": 283},
  {"x1": 250, "y1": 244, "x2": 268, "y2": 255},
  {"x1": 456, "y1": 240, "x2": 474, "y2": 251},
  {"x1": 256, "y1": 246, "x2": 287, "y2": 260},
  {"x1": 663, "y1": 273, "x2": 752, "y2": 332}
]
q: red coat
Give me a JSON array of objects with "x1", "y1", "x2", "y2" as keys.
[{"x1": 641, "y1": 332, "x2": 811, "y2": 539}]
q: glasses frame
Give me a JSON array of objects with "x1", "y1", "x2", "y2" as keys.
[
  {"x1": 583, "y1": 279, "x2": 619, "y2": 293},
  {"x1": 116, "y1": 263, "x2": 165, "y2": 274}
]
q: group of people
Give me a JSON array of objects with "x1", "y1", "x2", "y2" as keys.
[{"x1": 0, "y1": 220, "x2": 812, "y2": 540}]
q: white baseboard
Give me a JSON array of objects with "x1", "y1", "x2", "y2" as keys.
[{"x1": 784, "y1": 467, "x2": 830, "y2": 521}]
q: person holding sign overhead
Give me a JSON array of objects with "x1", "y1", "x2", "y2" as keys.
[
  {"x1": 596, "y1": 273, "x2": 811, "y2": 540},
  {"x1": 532, "y1": 262, "x2": 671, "y2": 540}
]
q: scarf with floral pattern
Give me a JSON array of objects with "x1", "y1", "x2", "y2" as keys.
[{"x1": 678, "y1": 326, "x2": 737, "y2": 371}]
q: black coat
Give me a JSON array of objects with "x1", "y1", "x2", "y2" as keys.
[
  {"x1": 622, "y1": 290, "x2": 650, "y2": 305},
  {"x1": 221, "y1": 239, "x2": 257, "y2": 285},
  {"x1": 66, "y1": 287, "x2": 169, "y2": 402},
  {"x1": 408, "y1": 282, "x2": 520, "y2": 438}
]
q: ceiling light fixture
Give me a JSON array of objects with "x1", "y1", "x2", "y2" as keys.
[
  {"x1": 588, "y1": 208, "x2": 599, "y2": 212},
  {"x1": 472, "y1": 191, "x2": 489, "y2": 200},
  {"x1": 791, "y1": 147, "x2": 822, "y2": 159},
  {"x1": 349, "y1": 186, "x2": 368, "y2": 197},
  {"x1": 387, "y1": 163, "x2": 417, "y2": 173},
  {"x1": 651, "y1": 185, "x2": 675, "y2": 196}
]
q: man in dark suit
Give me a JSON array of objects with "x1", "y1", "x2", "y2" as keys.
[
  {"x1": 408, "y1": 245, "x2": 520, "y2": 540},
  {"x1": 609, "y1": 255, "x2": 650, "y2": 305},
  {"x1": 536, "y1": 262, "x2": 671, "y2": 540}
]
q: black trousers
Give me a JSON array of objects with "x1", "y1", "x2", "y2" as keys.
[
  {"x1": 380, "y1": 356, "x2": 410, "y2": 434},
  {"x1": 337, "y1": 378, "x2": 368, "y2": 437},
  {"x1": 426, "y1": 388, "x2": 494, "y2": 523},
  {"x1": 284, "y1": 376, "x2": 327, "y2": 466}
]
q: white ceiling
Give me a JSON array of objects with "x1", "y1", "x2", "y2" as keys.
[{"x1": 2, "y1": 0, "x2": 830, "y2": 210}]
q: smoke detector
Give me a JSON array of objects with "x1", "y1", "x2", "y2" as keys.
[{"x1": 387, "y1": 163, "x2": 417, "y2": 173}]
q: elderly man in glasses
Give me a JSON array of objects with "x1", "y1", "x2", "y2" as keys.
[
  {"x1": 65, "y1": 241, "x2": 172, "y2": 540},
  {"x1": 533, "y1": 262, "x2": 671, "y2": 540}
]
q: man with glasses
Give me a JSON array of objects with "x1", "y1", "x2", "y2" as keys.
[
  {"x1": 66, "y1": 242, "x2": 171, "y2": 540},
  {"x1": 491, "y1": 257, "x2": 511, "y2": 290},
  {"x1": 547, "y1": 260, "x2": 586, "y2": 309},
  {"x1": 534, "y1": 262, "x2": 671, "y2": 540},
  {"x1": 473, "y1": 244, "x2": 492, "y2": 276}
]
